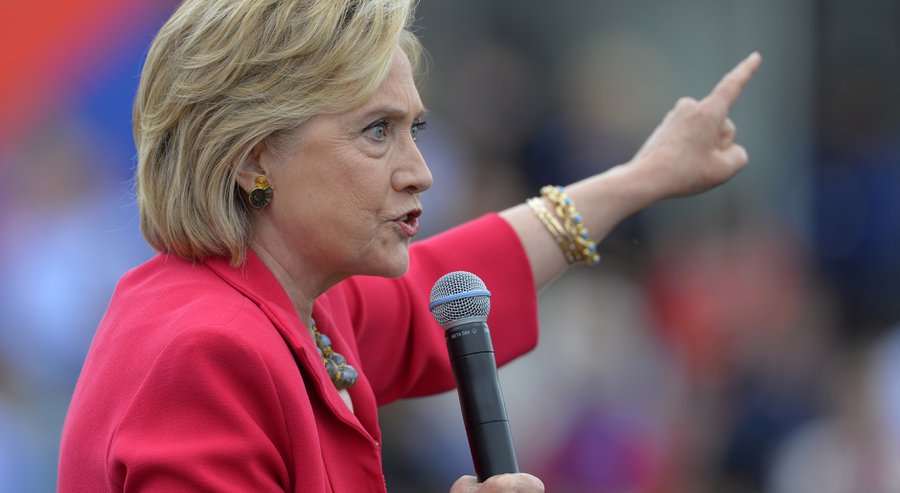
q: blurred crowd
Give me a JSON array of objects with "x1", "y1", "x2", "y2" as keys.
[{"x1": 1, "y1": 1, "x2": 898, "y2": 492}]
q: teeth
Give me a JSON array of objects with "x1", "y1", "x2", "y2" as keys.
[{"x1": 400, "y1": 215, "x2": 409, "y2": 221}]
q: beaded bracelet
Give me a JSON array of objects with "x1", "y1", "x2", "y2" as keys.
[
  {"x1": 540, "y1": 185, "x2": 601, "y2": 265},
  {"x1": 527, "y1": 197, "x2": 578, "y2": 264}
]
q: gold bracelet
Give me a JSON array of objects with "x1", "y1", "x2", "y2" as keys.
[
  {"x1": 527, "y1": 197, "x2": 577, "y2": 264},
  {"x1": 540, "y1": 185, "x2": 601, "y2": 265}
]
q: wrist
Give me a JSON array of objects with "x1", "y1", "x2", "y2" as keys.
[{"x1": 582, "y1": 160, "x2": 662, "y2": 218}]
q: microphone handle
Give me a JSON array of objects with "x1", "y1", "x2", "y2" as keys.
[{"x1": 445, "y1": 321, "x2": 519, "y2": 482}]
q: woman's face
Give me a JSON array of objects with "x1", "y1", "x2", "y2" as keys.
[{"x1": 255, "y1": 48, "x2": 432, "y2": 281}]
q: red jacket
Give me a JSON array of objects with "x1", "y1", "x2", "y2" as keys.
[{"x1": 59, "y1": 214, "x2": 539, "y2": 492}]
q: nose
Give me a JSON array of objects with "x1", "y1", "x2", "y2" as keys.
[{"x1": 392, "y1": 140, "x2": 433, "y2": 194}]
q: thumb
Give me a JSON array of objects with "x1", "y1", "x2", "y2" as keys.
[
  {"x1": 450, "y1": 475, "x2": 479, "y2": 493},
  {"x1": 717, "y1": 143, "x2": 749, "y2": 171}
]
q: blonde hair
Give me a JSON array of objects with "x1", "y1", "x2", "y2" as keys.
[{"x1": 135, "y1": 0, "x2": 422, "y2": 266}]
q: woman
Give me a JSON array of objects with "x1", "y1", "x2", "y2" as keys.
[{"x1": 58, "y1": 0, "x2": 761, "y2": 491}]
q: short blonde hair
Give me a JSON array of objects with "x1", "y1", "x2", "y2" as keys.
[{"x1": 135, "y1": 0, "x2": 422, "y2": 266}]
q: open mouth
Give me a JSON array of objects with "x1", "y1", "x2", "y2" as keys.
[{"x1": 394, "y1": 209, "x2": 422, "y2": 237}]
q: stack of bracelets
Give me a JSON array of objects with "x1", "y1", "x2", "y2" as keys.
[{"x1": 527, "y1": 185, "x2": 601, "y2": 266}]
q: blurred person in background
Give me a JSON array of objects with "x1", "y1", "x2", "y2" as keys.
[
  {"x1": 644, "y1": 218, "x2": 837, "y2": 492},
  {"x1": 57, "y1": 0, "x2": 760, "y2": 491},
  {"x1": 768, "y1": 327, "x2": 900, "y2": 493}
]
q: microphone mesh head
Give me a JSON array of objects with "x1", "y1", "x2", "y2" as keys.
[{"x1": 429, "y1": 271, "x2": 491, "y2": 327}]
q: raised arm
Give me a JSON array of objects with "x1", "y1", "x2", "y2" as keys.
[{"x1": 501, "y1": 52, "x2": 763, "y2": 289}]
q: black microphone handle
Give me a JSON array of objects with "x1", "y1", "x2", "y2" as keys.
[{"x1": 445, "y1": 320, "x2": 519, "y2": 482}]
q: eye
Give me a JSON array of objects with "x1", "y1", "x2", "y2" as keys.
[
  {"x1": 363, "y1": 119, "x2": 391, "y2": 141},
  {"x1": 411, "y1": 119, "x2": 428, "y2": 142}
]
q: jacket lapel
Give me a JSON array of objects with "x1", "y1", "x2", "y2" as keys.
[{"x1": 204, "y1": 252, "x2": 373, "y2": 441}]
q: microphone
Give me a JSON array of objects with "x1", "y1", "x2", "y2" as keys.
[{"x1": 429, "y1": 271, "x2": 519, "y2": 482}]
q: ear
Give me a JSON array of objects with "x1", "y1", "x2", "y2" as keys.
[{"x1": 236, "y1": 139, "x2": 271, "y2": 193}]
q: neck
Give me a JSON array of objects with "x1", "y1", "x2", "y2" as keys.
[{"x1": 249, "y1": 241, "x2": 343, "y2": 327}]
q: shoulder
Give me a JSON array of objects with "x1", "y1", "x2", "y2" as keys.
[
  {"x1": 90, "y1": 254, "x2": 293, "y2": 403},
  {"x1": 143, "y1": 321, "x2": 279, "y2": 386},
  {"x1": 118, "y1": 254, "x2": 244, "y2": 308},
  {"x1": 108, "y1": 254, "x2": 271, "y2": 335}
]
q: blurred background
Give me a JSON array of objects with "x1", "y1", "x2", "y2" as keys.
[{"x1": 1, "y1": 0, "x2": 898, "y2": 491}]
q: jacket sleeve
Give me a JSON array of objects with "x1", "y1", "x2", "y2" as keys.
[
  {"x1": 107, "y1": 326, "x2": 293, "y2": 492},
  {"x1": 342, "y1": 213, "x2": 540, "y2": 405}
]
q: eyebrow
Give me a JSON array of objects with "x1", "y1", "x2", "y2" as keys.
[{"x1": 358, "y1": 105, "x2": 429, "y2": 122}]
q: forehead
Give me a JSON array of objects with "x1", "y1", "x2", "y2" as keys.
[{"x1": 351, "y1": 47, "x2": 425, "y2": 117}]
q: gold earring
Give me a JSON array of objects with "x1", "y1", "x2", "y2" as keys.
[{"x1": 248, "y1": 175, "x2": 273, "y2": 209}]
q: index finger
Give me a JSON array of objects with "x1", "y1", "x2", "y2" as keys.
[{"x1": 701, "y1": 52, "x2": 762, "y2": 119}]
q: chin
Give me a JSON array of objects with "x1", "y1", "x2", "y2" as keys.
[
  {"x1": 358, "y1": 250, "x2": 410, "y2": 279},
  {"x1": 378, "y1": 258, "x2": 410, "y2": 279}
]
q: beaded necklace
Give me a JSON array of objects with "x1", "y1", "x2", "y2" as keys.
[{"x1": 311, "y1": 319, "x2": 358, "y2": 390}]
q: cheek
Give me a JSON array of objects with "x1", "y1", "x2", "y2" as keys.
[
  {"x1": 307, "y1": 147, "x2": 394, "y2": 221},
  {"x1": 317, "y1": 183, "x2": 385, "y2": 245},
  {"x1": 339, "y1": 171, "x2": 392, "y2": 211}
]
